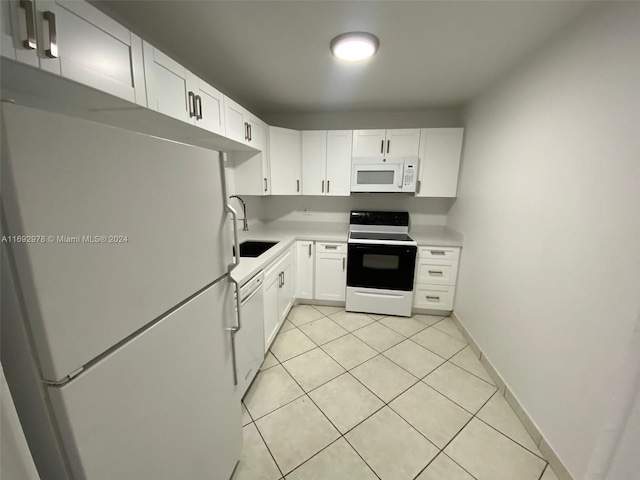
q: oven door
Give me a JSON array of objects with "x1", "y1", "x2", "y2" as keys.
[
  {"x1": 351, "y1": 163, "x2": 403, "y2": 192},
  {"x1": 347, "y1": 243, "x2": 417, "y2": 291}
]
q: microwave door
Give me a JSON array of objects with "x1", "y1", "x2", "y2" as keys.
[{"x1": 351, "y1": 164, "x2": 402, "y2": 192}]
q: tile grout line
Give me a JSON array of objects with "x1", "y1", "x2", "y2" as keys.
[{"x1": 258, "y1": 308, "x2": 546, "y2": 479}]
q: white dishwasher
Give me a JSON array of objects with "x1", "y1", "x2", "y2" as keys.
[{"x1": 234, "y1": 272, "x2": 265, "y2": 399}]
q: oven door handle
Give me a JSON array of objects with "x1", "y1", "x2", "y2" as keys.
[{"x1": 353, "y1": 291, "x2": 405, "y2": 299}]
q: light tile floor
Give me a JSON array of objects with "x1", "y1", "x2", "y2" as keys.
[{"x1": 233, "y1": 305, "x2": 560, "y2": 480}]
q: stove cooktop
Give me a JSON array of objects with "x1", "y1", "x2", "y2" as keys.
[{"x1": 349, "y1": 232, "x2": 414, "y2": 242}]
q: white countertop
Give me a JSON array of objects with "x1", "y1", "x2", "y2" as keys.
[{"x1": 231, "y1": 221, "x2": 463, "y2": 285}]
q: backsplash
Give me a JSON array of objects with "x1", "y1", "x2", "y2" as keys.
[{"x1": 258, "y1": 196, "x2": 455, "y2": 226}]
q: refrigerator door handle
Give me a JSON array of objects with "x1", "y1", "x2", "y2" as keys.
[
  {"x1": 220, "y1": 152, "x2": 240, "y2": 272},
  {"x1": 227, "y1": 275, "x2": 242, "y2": 385}
]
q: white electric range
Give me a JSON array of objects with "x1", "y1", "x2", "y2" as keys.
[{"x1": 346, "y1": 211, "x2": 418, "y2": 317}]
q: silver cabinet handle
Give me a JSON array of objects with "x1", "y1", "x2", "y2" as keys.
[
  {"x1": 248, "y1": 124, "x2": 252, "y2": 141},
  {"x1": 321, "y1": 180, "x2": 324, "y2": 193},
  {"x1": 282, "y1": 271, "x2": 285, "y2": 286},
  {"x1": 308, "y1": 243, "x2": 312, "y2": 257},
  {"x1": 227, "y1": 275, "x2": 241, "y2": 385},
  {"x1": 43, "y1": 11, "x2": 58, "y2": 58},
  {"x1": 244, "y1": 122, "x2": 248, "y2": 141},
  {"x1": 324, "y1": 245, "x2": 338, "y2": 250},
  {"x1": 19, "y1": 1, "x2": 36, "y2": 50},
  {"x1": 342, "y1": 257, "x2": 345, "y2": 271},
  {"x1": 428, "y1": 270, "x2": 444, "y2": 276},
  {"x1": 196, "y1": 95, "x2": 203, "y2": 120},
  {"x1": 430, "y1": 250, "x2": 446, "y2": 255},
  {"x1": 188, "y1": 91, "x2": 196, "y2": 118},
  {"x1": 296, "y1": 180, "x2": 300, "y2": 192},
  {"x1": 380, "y1": 140, "x2": 384, "y2": 154},
  {"x1": 426, "y1": 296, "x2": 440, "y2": 301},
  {"x1": 263, "y1": 178, "x2": 268, "y2": 192},
  {"x1": 327, "y1": 180, "x2": 330, "y2": 193},
  {"x1": 387, "y1": 140, "x2": 390, "y2": 154}
]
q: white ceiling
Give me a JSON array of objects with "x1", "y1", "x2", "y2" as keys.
[{"x1": 92, "y1": 1, "x2": 593, "y2": 116}]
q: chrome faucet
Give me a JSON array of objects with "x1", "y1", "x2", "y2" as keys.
[{"x1": 229, "y1": 195, "x2": 249, "y2": 231}]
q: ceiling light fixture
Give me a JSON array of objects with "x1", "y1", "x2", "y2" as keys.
[{"x1": 330, "y1": 32, "x2": 379, "y2": 62}]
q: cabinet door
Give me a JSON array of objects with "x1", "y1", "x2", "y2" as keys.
[
  {"x1": 326, "y1": 130, "x2": 352, "y2": 196},
  {"x1": 223, "y1": 96, "x2": 247, "y2": 144},
  {"x1": 417, "y1": 128, "x2": 464, "y2": 197},
  {"x1": 301, "y1": 131, "x2": 327, "y2": 195},
  {"x1": 295, "y1": 241, "x2": 314, "y2": 299},
  {"x1": 143, "y1": 42, "x2": 191, "y2": 123},
  {"x1": 386, "y1": 129, "x2": 421, "y2": 156},
  {"x1": 278, "y1": 262, "x2": 294, "y2": 321},
  {"x1": 44, "y1": 1, "x2": 146, "y2": 105},
  {"x1": 261, "y1": 121, "x2": 271, "y2": 195},
  {"x1": 269, "y1": 126, "x2": 301, "y2": 195},
  {"x1": 315, "y1": 252, "x2": 346, "y2": 302},
  {"x1": 352, "y1": 129, "x2": 385, "y2": 157},
  {"x1": 246, "y1": 114, "x2": 263, "y2": 150},
  {"x1": 188, "y1": 73, "x2": 225, "y2": 135},
  {"x1": 2, "y1": 0, "x2": 39, "y2": 67},
  {"x1": 263, "y1": 273, "x2": 280, "y2": 351}
]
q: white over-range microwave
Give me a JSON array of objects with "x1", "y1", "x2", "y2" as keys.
[{"x1": 350, "y1": 156, "x2": 418, "y2": 193}]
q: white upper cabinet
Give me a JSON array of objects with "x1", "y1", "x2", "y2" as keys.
[
  {"x1": 269, "y1": 126, "x2": 301, "y2": 195},
  {"x1": 416, "y1": 128, "x2": 464, "y2": 198},
  {"x1": 223, "y1": 97, "x2": 262, "y2": 148},
  {"x1": 352, "y1": 129, "x2": 420, "y2": 158},
  {"x1": 301, "y1": 131, "x2": 327, "y2": 195},
  {"x1": 301, "y1": 130, "x2": 351, "y2": 197},
  {"x1": 352, "y1": 129, "x2": 386, "y2": 157},
  {"x1": 325, "y1": 130, "x2": 352, "y2": 196},
  {"x1": 223, "y1": 96, "x2": 246, "y2": 144},
  {"x1": 2, "y1": 0, "x2": 146, "y2": 105},
  {"x1": 144, "y1": 43, "x2": 226, "y2": 135},
  {"x1": 231, "y1": 119, "x2": 270, "y2": 196},
  {"x1": 143, "y1": 42, "x2": 190, "y2": 123},
  {"x1": 2, "y1": 0, "x2": 39, "y2": 67},
  {"x1": 386, "y1": 129, "x2": 421, "y2": 156},
  {"x1": 187, "y1": 72, "x2": 225, "y2": 136}
]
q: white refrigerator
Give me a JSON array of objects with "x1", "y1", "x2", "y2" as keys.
[{"x1": 1, "y1": 104, "x2": 243, "y2": 479}]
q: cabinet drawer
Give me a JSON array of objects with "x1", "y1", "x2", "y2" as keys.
[
  {"x1": 413, "y1": 285, "x2": 454, "y2": 310},
  {"x1": 316, "y1": 242, "x2": 346, "y2": 254},
  {"x1": 419, "y1": 246, "x2": 460, "y2": 261},
  {"x1": 416, "y1": 259, "x2": 458, "y2": 285}
]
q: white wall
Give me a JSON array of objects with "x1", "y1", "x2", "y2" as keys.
[
  {"x1": 446, "y1": 3, "x2": 640, "y2": 479},
  {"x1": 258, "y1": 195, "x2": 454, "y2": 226}
]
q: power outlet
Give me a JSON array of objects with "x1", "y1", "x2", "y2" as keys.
[{"x1": 302, "y1": 208, "x2": 312, "y2": 216}]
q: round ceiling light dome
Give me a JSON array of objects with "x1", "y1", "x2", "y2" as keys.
[{"x1": 330, "y1": 32, "x2": 379, "y2": 62}]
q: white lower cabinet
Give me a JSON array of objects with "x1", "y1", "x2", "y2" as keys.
[
  {"x1": 263, "y1": 271, "x2": 280, "y2": 351},
  {"x1": 295, "y1": 241, "x2": 314, "y2": 299},
  {"x1": 263, "y1": 246, "x2": 295, "y2": 350},
  {"x1": 413, "y1": 246, "x2": 460, "y2": 311},
  {"x1": 314, "y1": 243, "x2": 347, "y2": 302}
]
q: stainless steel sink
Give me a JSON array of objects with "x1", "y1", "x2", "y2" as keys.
[{"x1": 233, "y1": 241, "x2": 278, "y2": 258}]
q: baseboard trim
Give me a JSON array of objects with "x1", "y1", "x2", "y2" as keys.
[{"x1": 450, "y1": 310, "x2": 574, "y2": 480}]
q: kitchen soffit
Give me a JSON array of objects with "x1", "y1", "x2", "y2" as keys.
[{"x1": 90, "y1": 1, "x2": 593, "y2": 116}]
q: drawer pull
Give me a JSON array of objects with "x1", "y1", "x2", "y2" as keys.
[
  {"x1": 428, "y1": 270, "x2": 444, "y2": 276},
  {"x1": 324, "y1": 245, "x2": 338, "y2": 250},
  {"x1": 426, "y1": 295, "x2": 440, "y2": 301},
  {"x1": 430, "y1": 250, "x2": 446, "y2": 255}
]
